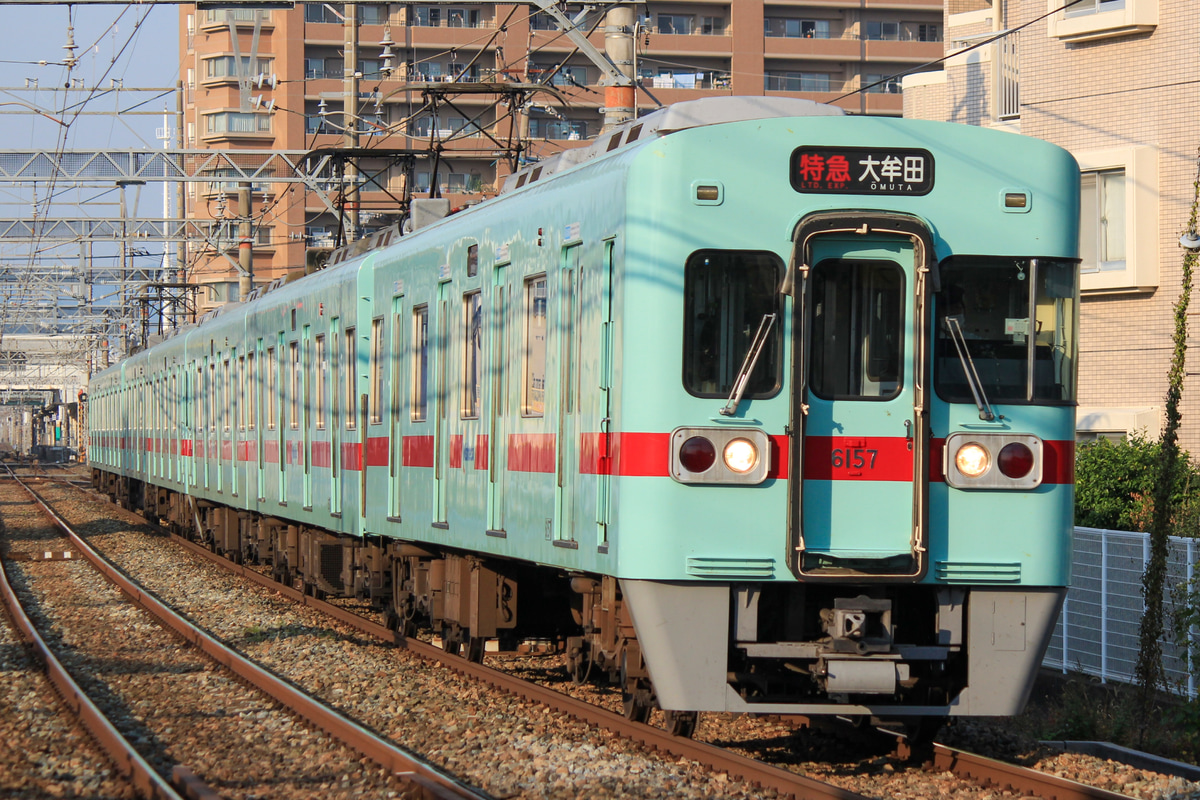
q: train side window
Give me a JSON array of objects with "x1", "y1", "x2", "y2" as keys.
[
  {"x1": 246, "y1": 353, "x2": 256, "y2": 431},
  {"x1": 315, "y1": 335, "x2": 327, "y2": 429},
  {"x1": 266, "y1": 347, "x2": 277, "y2": 430},
  {"x1": 237, "y1": 356, "x2": 246, "y2": 431},
  {"x1": 462, "y1": 291, "x2": 482, "y2": 419},
  {"x1": 223, "y1": 359, "x2": 232, "y2": 431},
  {"x1": 412, "y1": 306, "x2": 429, "y2": 421},
  {"x1": 370, "y1": 318, "x2": 384, "y2": 425},
  {"x1": 345, "y1": 327, "x2": 357, "y2": 429},
  {"x1": 289, "y1": 341, "x2": 300, "y2": 429},
  {"x1": 683, "y1": 250, "x2": 783, "y2": 398},
  {"x1": 809, "y1": 260, "x2": 904, "y2": 400},
  {"x1": 523, "y1": 275, "x2": 547, "y2": 416},
  {"x1": 209, "y1": 363, "x2": 217, "y2": 434},
  {"x1": 391, "y1": 305, "x2": 403, "y2": 424},
  {"x1": 195, "y1": 367, "x2": 203, "y2": 432},
  {"x1": 467, "y1": 243, "x2": 479, "y2": 278}
]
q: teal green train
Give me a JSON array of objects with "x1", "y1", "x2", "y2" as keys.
[{"x1": 89, "y1": 97, "x2": 1080, "y2": 737}]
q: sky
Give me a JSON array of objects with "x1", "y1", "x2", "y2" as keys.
[
  {"x1": 0, "y1": 2, "x2": 180, "y2": 150},
  {"x1": 0, "y1": 3, "x2": 181, "y2": 282}
]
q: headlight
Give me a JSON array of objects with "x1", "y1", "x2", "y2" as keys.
[
  {"x1": 954, "y1": 442, "x2": 990, "y2": 478},
  {"x1": 671, "y1": 427, "x2": 770, "y2": 485},
  {"x1": 723, "y1": 438, "x2": 758, "y2": 473}
]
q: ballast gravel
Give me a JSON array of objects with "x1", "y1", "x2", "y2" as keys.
[
  {"x1": 0, "y1": 479, "x2": 432, "y2": 800},
  {"x1": 24, "y1": 473, "x2": 1200, "y2": 800}
]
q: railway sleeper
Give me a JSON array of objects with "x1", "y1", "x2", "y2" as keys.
[{"x1": 113, "y1": 481, "x2": 680, "y2": 731}]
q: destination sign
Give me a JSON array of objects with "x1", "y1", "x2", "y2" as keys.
[{"x1": 791, "y1": 147, "x2": 934, "y2": 196}]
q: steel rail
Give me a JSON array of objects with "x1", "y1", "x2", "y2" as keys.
[
  {"x1": 66, "y1": 474, "x2": 1147, "y2": 800},
  {"x1": 0, "y1": 474, "x2": 194, "y2": 800},
  {"x1": 16, "y1": 472, "x2": 488, "y2": 800},
  {"x1": 155, "y1": 528, "x2": 868, "y2": 800},
  {"x1": 927, "y1": 743, "x2": 1136, "y2": 800}
]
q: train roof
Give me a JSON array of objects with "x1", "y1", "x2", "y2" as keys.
[{"x1": 500, "y1": 96, "x2": 844, "y2": 194}]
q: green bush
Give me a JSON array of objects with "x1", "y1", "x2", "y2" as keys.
[{"x1": 1074, "y1": 435, "x2": 1200, "y2": 533}]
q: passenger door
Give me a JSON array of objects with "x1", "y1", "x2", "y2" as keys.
[{"x1": 795, "y1": 231, "x2": 930, "y2": 578}]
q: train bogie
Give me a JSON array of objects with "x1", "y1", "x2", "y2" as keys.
[{"x1": 90, "y1": 97, "x2": 1080, "y2": 727}]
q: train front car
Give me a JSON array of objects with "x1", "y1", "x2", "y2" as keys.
[{"x1": 614, "y1": 104, "x2": 1079, "y2": 724}]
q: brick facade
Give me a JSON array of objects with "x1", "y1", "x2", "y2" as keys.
[{"x1": 906, "y1": 0, "x2": 1200, "y2": 451}]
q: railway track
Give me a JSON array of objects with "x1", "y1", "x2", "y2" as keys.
[
  {"x1": 0, "y1": 466, "x2": 487, "y2": 800},
  {"x1": 30, "y1": 469, "x2": 1177, "y2": 800}
]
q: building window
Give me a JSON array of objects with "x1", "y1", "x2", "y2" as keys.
[
  {"x1": 1066, "y1": 0, "x2": 1125, "y2": 17},
  {"x1": 305, "y1": 57, "x2": 343, "y2": 80},
  {"x1": 203, "y1": 56, "x2": 273, "y2": 80},
  {"x1": 206, "y1": 282, "x2": 239, "y2": 303},
  {"x1": 916, "y1": 23, "x2": 941, "y2": 41},
  {"x1": 1074, "y1": 146, "x2": 1158, "y2": 292},
  {"x1": 765, "y1": 18, "x2": 831, "y2": 38},
  {"x1": 765, "y1": 72, "x2": 831, "y2": 92},
  {"x1": 657, "y1": 14, "x2": 693, "y2": 34},
  {"x1": 205, "y1": 8, "x2": 269, "y2": 24},
  {"x1": 701, "y1": 16, "x2": 726, "y2": 35},
  {"x1": 413, "y1": 7, "x2": 440, "y2": 27},
  {"x1": 1080, "y1": 169, "x2": 1126, "y2": 274},
  {"x1": 447, "y1": 8, "x2": 480, "y2": 27},
  {"x1": 532, "y1": 64, "x2": 588, "y2": 87},
  {"x1": 864, "y1": 21, "x2": 901, "y2": 40},
  {"x1": 204, "y1": 112, "x2": 271, "y2": 135},
  {"x1": 1047, "y1": 0, "x2": 1156, "y2": 43},
  {"x1": 863, "y1": 74, "x2": 902, "y2": 94},
  {"x1": 305, "y1": 3, "x2": 341, "y2": 24},
  {"x1": 359, "y1": 4, "x2": 388, "y2": 25}
]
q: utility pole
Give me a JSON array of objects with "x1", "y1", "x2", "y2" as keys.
[
  {"x1": 344, "y1": 2, "x2": 360, "y2": 243},
  {"x1": 238, "y1": 182, "x2": 253, "y2": 301},
  {"x1": 603, "y1": 6, "x2": 636, "y2": 130}
]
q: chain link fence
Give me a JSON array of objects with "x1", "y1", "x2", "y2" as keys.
[{"x1": 1042, "y1": 527, "x2": 1199, "y2": 699}]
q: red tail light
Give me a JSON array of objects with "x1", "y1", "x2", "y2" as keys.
[
  {"x1": 998, "y1": 442, "x2": 1035, "y2": 479},
  {"x1": 678, "y1": 436, "x2": 716, "y2": 473}
]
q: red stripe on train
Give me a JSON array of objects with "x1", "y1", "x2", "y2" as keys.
[
  {"x1": 403, "y1": 435, "x2": 435, "y2": 467},
  {"x1": 802, "y1": 436, "x2": 915, "y2": 482},
  {"x1": 509, "y1": 433, "x2": 556, "y2": 473}
]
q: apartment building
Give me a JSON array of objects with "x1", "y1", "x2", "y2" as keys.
[
  {"x1": 903, "y1": 0, "x2": 1200, "y2": 451},
  {"x1": 180, "y1": 1, "x2": 942, "y2": 313}
]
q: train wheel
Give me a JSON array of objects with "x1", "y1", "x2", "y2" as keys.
[
  {"x1": 566, "y1": 636, "x2": 589, "y2": 684},
  {"x1": 903, "y1": 716, "x2": 945, "y2": 748},
  {"x1": 620, "y1": 650, "x2": 652, "y2": 723},
  {"x1": 441, "y1": 626, "x2": 461, "y2": 657},
  {"x1": 662, "y1": 710, "x2": 699, "y2": 738},
  {"x1": 465, "y1": 636, "x2": 486, "y2": 664}
]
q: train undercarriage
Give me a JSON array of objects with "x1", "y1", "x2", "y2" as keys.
[{"x1": 95, "y1": 470, "x2": 1057, "y2": 740}]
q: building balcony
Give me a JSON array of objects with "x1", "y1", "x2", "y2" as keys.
[
  {"x1": 863, "y1": 39, "x2": 943, "y2": 62},
  {"x1": 764, "y1": 35, "x2": 862, "y2": 61},
  {"x1": 641, "y1": 32, "x2": 735, "y2": 57},
  {"x1": 768, "y1": 0, "x2": 940, "y2": 9}
]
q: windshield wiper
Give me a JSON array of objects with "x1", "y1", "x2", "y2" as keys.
[
  {"x1": 720, "y1": 313, "x2": 777, "y2": 417},
  {"x1": 944, "y1": 316, "x2": 995, "y2": 421}
]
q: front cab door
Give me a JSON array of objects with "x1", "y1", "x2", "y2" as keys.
[{"x1": 792, "y1": 213, "x2": 934, "y2": 580}]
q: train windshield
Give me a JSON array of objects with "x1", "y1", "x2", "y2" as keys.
[
  {"x1": 683, "y1": 250, "x2": 784, "y2": 398},
  {"x1": 935, "y1": 257, "x2": 1078, "y2": 405}
]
